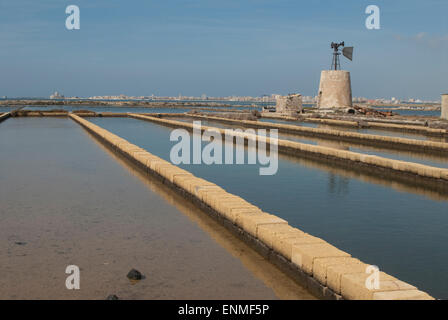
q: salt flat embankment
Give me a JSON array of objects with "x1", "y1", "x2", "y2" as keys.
[
  {"x1": 0, "y1": 112, "x2": 11, "y2": 123},
  {"x1": 70, "y1": 113, "x2": 434, "y2": 300},
  {"x1": 129, "y1": 114, "x2": 448, "y2": 193},
  {"x1": 182, "y1": 114, "x2": 448, "y2": 155}
]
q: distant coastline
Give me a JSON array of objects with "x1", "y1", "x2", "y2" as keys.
[{"x1": 0, "y1": 98, "x2": 440, "y2": 111}]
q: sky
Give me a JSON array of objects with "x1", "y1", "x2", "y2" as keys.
[{"x1": 0, "y1": 0, "x2": 447, "y2": 100}]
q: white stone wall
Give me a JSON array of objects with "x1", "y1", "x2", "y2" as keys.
[
  {"x1": 442, "y1": 94, "x2": 448, "y2": 120},
  {"x1": 317, "y1": 70, "x2": 352, "y2": 109},
  {"x1": 275, "y1": 94, "x2": 302, "y2": 114}
]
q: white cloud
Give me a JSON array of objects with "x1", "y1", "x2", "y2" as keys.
[{"x1": 394, "y1": 32, "x2": 448, "y2": 48}]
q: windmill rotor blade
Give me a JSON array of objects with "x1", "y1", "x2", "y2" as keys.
[{"x1": 342, "y1": 47, "x2": 353, "y2": 61}]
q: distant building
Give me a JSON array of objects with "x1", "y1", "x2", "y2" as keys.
[{"x1": 441, "y1": 94, "x2": 448, "y2": 120}]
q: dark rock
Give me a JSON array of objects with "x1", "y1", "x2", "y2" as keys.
[
  {"x1": 127, "y1": 269, "x2": 143, "y2": 280},
  {"x1": 106, "y1": 294, "x2": 119, "y2": 300},
  {"x1": 15, "y1": 242, "x2": 27, "y2": 246}
]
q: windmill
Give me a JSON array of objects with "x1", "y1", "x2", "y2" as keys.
[
  {"x1": 330, "y1": 42, "x2": 353, "y2": 70},
  {"x1": 317, "y1": 42, "x2": 354, "y2": 109}
]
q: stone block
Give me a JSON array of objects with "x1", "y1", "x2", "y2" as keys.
[
  {"x1": 209, "y1": 195, "x2": 243, "y2": 210},
  {"x1": 155, "y1": 163, "x2": 175, "y2": 176},
  {"x1": 257, "y1": 224, "x2": 301, "y2": 248},
  {"x1": 238, "y1": 212, "x2": 288, "y2": 237},
  {"x1": 373, "y1": 290, "x2": 434, "y2": 300},
  {"x1": 202, "y1": 191, "x2": 230, "y2": 207},
  {"x1": 341, "y1": 272, "x2": 415, "y2": 300},
  {"x1": 187, "y1": 178, "x2": 216, "y2": 195},
  {"x1": 326, "y1": 262, "x2": 370, "y2": 294},
  {"x1": 152, "y1": 161, "x2": 170, "y2": 174},
  {"x1": 191, "y1": 185, "x2": 222, "y2": 200},
  {"x1": 425, "y1": 168, "x2": 441, "y2": 179},
  {"x1": 149, "y1": 159, "x2": 167, "y2": 171},
  {"x1": 158, "y1": 164, "x2": 178, "y2": 179},
  {"x1": 226, "y1": 207, "x2": 263, "y2": 224},
  {"x1": 213, "y1": 198, "x2": 252, "y2": 215},
  {"x1": 166, "y1": 171, "x2": 193, "y2": 184},
  {"x1": 291, "y1": 243, "x2": 350, "y2": 275},
  {"x1": 132, "y1": 151, "x2": 151, "y2": 166},
  {"x1": 313, "y1": 257, "x2": 361, "y2": 286},
  {"x1": 273, "y1": 233, "x2": 324, "y2": 261},
  {"x1": 173, "y1": 176, "x2": 200, "y2": 192},
  {"x1": 122, "y1": 144, "x2": 143, "y2": 156}
]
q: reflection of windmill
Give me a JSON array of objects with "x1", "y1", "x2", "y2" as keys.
[{"x1": 330, "y1": 42, "x2": 353, "y2": 70}]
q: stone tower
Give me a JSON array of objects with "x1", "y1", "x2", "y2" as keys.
[
  {"x1": 317, "y1": 70, "x2": 352, "y2": 109},
  {"x1": 441, "y1": 94, "x2": 448, "y2": 120}
]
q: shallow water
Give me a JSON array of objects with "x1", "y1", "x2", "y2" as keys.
[
  {"x1": 0, "y1": 106, "x2": 18, "y2": 112},
  {"x1": 0, "y1": 117, "x2": 314, "y2": 300},
  {"x1": 20, "y1": 104, "x2": 263, "y2": 114},
  {"x1": 21, "y1": 105, "x2": 192, "y2": 114},
  {"x1": 88, "y1": 116, "x2": 448, "y2": 299},
  {"x1": 382, "y1": 109, "x2": 440, "y2": 117}
]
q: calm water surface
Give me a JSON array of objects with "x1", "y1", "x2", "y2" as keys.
[
  {"x1": 21, "y1": 105, "x2": 192, "y2": 114},
  {"x1": 0, "y1": 106, "x2": 18, "y2": 112},
  {"x1": 0, "y1": 117, "x2": 313, "y2": 300}
]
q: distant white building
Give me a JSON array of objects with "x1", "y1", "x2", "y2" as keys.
[{"x1": 50, "y1": 91, "x2": 64, "y2": 99}]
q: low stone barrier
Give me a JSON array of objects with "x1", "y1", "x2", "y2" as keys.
[
  {"x1": 183, "y1": 114, "x2": 448, "y2": 155},
  {"x1": 305, "y1": 117, "x2": 447, "y2": 136},
  {"x1": 70, "y1": 113, "x2": 434, "y2": 300},
  {"x1": 130, "y1": 114, "x2": 448, "y2": 188},
  {"x1": 0, "y1": 112, "x2": 11, "y2": 123},
  {"x1": 366, "y1": 122, "x2": 446, "y2": 135},
  {"x1": 11, "y1": 112, "x2": 68, "y2": 117},
  {"x1": 304, "y1": 118, "x2": 359, "y2": 127},
  {"x1": 261, "y1": 113, "x2": 300, "y2": 121},
  {"x1": 72, "y1": 112, "x2": 130, "y2": 117}
]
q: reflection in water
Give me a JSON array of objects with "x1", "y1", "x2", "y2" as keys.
[
  {"x1": 280, "y1": 151, "x2": 448, "y2": 202},
  {"x1": 328, "y1": 173, "x2": 350, "y2": 196}
]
